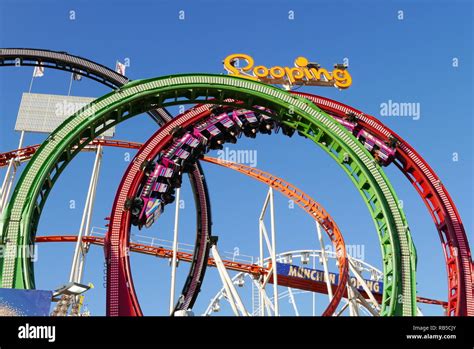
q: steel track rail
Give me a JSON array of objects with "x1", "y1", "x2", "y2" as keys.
[
  {"x1": 0, "y1": 74, "x2": 416, "y2": 315},
  {"x1": 121, "y1": 89, "x2": 472, "y2": 316},
  {"x1": 34, "y1": 235, "x2": 446, "y2": 308},
  {"x1": 2, "y1": 51, "x2": 467, "y2": 314},
  {"x1": 296, "y1": 93, "x2": 473, "y2": 316},
  {"x1": 108, "y1": 141, "x2": 349, "y2": 316},
  {"x1": 98, "y1": 77, "x2": 414, "y2": 316},
  {"x1": 5, "y1": 90, "x2": 471, "y2": 315}
]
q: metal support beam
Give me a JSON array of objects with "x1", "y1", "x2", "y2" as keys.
[
  {"x1": 69, "y1": 140, "x2": 103, "y2": 283},
  {"x1": 351, "y1": 287, "x2": 380, "y2": 316},
  {"x1": 269, "y1": 188, "x2": 279, "y2": 316},
  {"x1": 348, "y1": 259, "x2": 380, "y2": 311},
  {"x1": 257, "y1": 187, "x2": 279, "y2": 316},
  {"x1": 169, "y1": 188, "x2": 181, "y2": 315},
  {"x1": 346, "y1": 284, "x2": 360, "y2": 316},
  {"x1": 316, "y1": 222, "x2": 333, "y2": 300},
  {"x1": 0, "y1": 131, "x2": 25, "y2": 214},
  {"x1": 334, "y1": 301, "x2": 350, "y2": 317},
  {"x1": 211, "y1": 244, "x2": 249, "y2": 316},
  {"x1": 252, "y1": 278, "x2": 275, "y2": 316},
  {"x1": 312, "y1": 254, "x2": 316, "y2": 316},
  {"x1": 287, "y1": 287, "x2": 300, "y2": 316}
]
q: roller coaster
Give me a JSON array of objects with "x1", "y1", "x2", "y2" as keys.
[{"x1": 0, "y1": 48, "x2": 472, "y2": 317}]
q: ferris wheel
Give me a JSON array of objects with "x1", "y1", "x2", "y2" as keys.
[{"x1": 202, "y1": 248, "x2": 427, "y2": 317}]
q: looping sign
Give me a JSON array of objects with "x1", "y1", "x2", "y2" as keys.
[{"x1": 223, "y1": 53, "x2": 352, "y2": 90}]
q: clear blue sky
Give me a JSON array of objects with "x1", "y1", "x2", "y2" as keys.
[{"x1": 0, "y1": 0, "x2": 472, "y2": 316}]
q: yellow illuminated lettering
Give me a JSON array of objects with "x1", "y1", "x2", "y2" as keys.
[
  {"x1": 223, "y1": 53, "x2": 257, "y2": 80},
  {"x1": 269, "y1": 66, "x2": 285, "y2": 79},
  {"x1": 333, "y1": 68, "x2": 352, "y2": 89},
  {"x1": 294, "y1": 56, "x2": 314, "y2": 80},
  {"x1": 222, "y1": 54, "x2": 352, "y2": 89},
  {"x1": 301, "y1": 67, "x2": 314, "y2": 81},
  {"x1": 253, "y1": 65, "x2": 269, "y2": 79},
  {"x1": 310, "y1": 68, "x2": 333, "y2": 82},
  {"x1": 284, "y1": 67, "x2": 305, "y2": 84}
]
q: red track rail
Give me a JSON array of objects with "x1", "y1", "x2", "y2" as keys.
[
  {"x1": 35, "y1": 235, "x2": 264, "y2": 275},
  {"x1": 35, "y1": 235, "x2": 447, "y2": 308},
  {"x1": 105, "y1": 104, "x2": 216, "y2": 316},
  {"x1": 296, "y1": 93, "x2": 473, "y2": 316},
  {"x1": 104, "y1": 104, "x2": 351, "y2": 317},
  {"x1": 0, "y1": 139, "x2": 142, "y2": 168}
]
